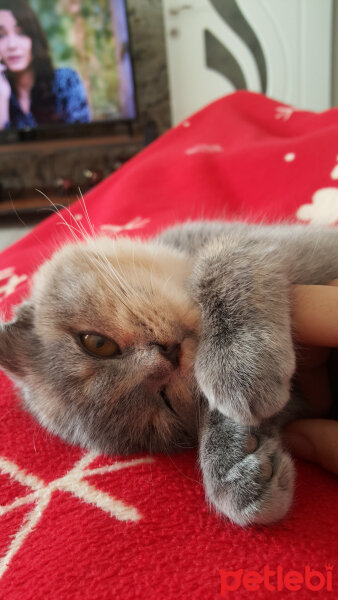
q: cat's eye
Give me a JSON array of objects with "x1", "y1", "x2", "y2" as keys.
[{"x1": 79, "y1": 333, "x2": 120, "y2": 358}]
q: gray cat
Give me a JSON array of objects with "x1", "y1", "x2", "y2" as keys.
[{"x1": 0, "y1": 220, "x2": 337, "y2": 526}]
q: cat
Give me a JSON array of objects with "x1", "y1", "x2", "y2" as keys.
[{"x1": 1, "y1": 219, "x2": 338, "y2": 526}]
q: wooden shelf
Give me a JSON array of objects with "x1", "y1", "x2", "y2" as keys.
[
  {"x1": 0, "y1": 193, "x2": 78, "y2": 219},
  {"x1": 0, "y1": 133, "x2": 143, "y2": 156},
  {"x1": 0, "y1": 131, "x2": 145, "y2": 219}
]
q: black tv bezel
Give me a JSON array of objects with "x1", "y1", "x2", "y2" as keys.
[{"x1": 0, "y1": 0, "x2": 138, "y2": 145}]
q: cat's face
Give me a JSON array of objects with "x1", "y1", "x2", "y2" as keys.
[{"x1": 0, "y1": 237, "x2": 201, "y2": 455}]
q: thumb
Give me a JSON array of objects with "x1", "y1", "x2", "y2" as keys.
[{"x1": 283, "y1": 419, "x2": 338, "y2": 476}]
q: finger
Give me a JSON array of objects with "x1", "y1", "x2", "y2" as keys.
[
  {"x1": 283, "y1": 419, "x2": 338, "y2": 476},
  {"x1": 292, "y1": 285, "x2": 338, "y2": 346}
]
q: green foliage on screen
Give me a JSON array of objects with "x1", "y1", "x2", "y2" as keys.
[{"x1": 29, "y1": 0, "x2": 119, "y2": 120}]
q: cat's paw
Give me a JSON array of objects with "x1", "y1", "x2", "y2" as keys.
[
  {"x1": 195, "y1": 334, "x2": 295, "y2": 426},
  {"x1": 199, "y1": 414, "x2": 295, "y2": 526}
]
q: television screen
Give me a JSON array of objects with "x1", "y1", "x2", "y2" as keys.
[{"x1": 0, "y1": 0, "x2": 137, "y2": 133}]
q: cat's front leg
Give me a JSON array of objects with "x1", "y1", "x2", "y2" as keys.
[
  {"x1": 190, "y1": 235, "x2": 296, "y2": 426},
  {"x1": 199, "y1": 409, "x2": 295, "y2": 526}
]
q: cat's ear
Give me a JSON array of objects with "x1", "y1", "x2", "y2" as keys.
[{"x1": 0, "y1": 301, "x2": 35, "y2": 378}]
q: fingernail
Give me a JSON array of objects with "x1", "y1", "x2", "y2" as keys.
[{"x1": 283, "y1": 432, "x2": 315, "y2": 461}]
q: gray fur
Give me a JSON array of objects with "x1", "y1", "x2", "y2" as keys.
[{"x1": 0, "y1": 220, "x2": 337, "y2": 526}]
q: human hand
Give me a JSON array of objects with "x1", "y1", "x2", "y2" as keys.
[{"x1": 283, "y1": 281, "x2": 338, "y2": 475}]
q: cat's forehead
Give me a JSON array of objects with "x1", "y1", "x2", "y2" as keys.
[
  {"x1": 34, "y1": 236, "x2": 190, "y2": 285},
  {"x1": 31, "y1": 238, "x2": 147, "y2": 316},
  {"x1": 30, "y1": 236, "x2": 199, "y2": 339}
]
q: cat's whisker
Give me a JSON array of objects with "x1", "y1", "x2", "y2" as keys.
[
  {"x1": 91, "y1": 264, "x2": 135, "y2": 315},
  {"x1": 72, "y1": 214, "x2": 92, "y2": 240},
  {"x1": 83, "y1": 249, "x2": 140, "y2": 318},
  {"x1": 130, "y1": 244, "x2": 148, "y2": 303},
  {"x1": 35, "y1": 189, "x2": 84, "y2": 243},
  {"x1": 107, "y1": 241, "x2": 146, "y2": 303},
  {"x1": 78, "y1": 187, "x2": 96, "y2": 238},
  {"x1": 89, "y1": 233, "x2": 155, "y2": 313},
  {"x1": 60, "y1": 202, "x2": 93, "y2": 242},
  {"x1": 162, "y1": 273, "x2": 174, "y2": 296},
  {"x1": 37, "y1": 189, "x2": 96, "y2": 247},
  {"x1": 91, "y1": 242, "x2": 156, "y2": 316},
  {"x1": 145, "y1": 256, "x2": 155, "y2": 297},
  {"x1": 55, "y1": 216, "x2": 82, "y2": 243},
  {"x1": 165, "y1": 453, "x2": 202, "y2": 486},
  {"x1": 55, "y1": 221, "x2": 85, "y2": 236},
  {"x1": 123, "y1": 249, "x2": 160, "y2": 313},
  {"x1": 90, "y1": 249, "x2": 136, "y2": 306},
  {"x1": 7, "y1": 193, "x2": 55, "y2": 258},
  {"x1": 87, "y1": 239, "x2": 132, "y2": 295}
]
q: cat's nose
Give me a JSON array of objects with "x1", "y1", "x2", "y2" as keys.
[{"x1": 157, "y1": 343, "x2": 181, "y2": 368}]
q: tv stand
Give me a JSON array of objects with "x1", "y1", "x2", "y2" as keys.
[{"x1": 0, "y1": 130, "x2": 144, "y2": 218}]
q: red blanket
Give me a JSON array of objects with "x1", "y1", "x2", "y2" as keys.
[{"x1": 0, "y1": 92, "x2": 337, "y2": 599}]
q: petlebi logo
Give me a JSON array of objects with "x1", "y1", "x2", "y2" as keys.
[{"x1": 219, "y1": 564, "x2": 334, "y2": 595}]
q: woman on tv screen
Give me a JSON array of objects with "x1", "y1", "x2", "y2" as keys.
[{"x1": 0, "y1": 0, "x2": 91, "y2": 130}]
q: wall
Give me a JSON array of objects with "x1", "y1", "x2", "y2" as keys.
[
  {"x1": 163, "y1": 0, "x2": 334, "y2": 124},
  {"x1": 127, "y1": 0, "x2": 171, "y2": 133},
  {"x1": 332, "y1": 0, "x2": 338, "y2": 107}
]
